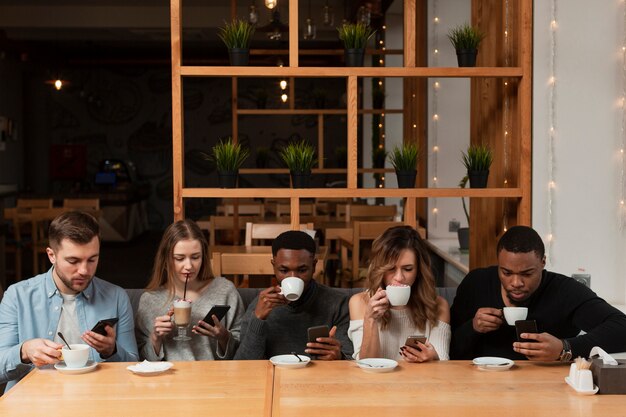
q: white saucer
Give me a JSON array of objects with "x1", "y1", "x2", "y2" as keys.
[
  {"x1": 565, "y1": 376, "x2": 599, "y2": 395},
  {"x1": 127, "y1": 360, "x2": 174, "y2": 376},
  {"x1": 356, "y1": 358, "x2": 398, "y2": 373},
  {"x1": 54, "y1": 360, "x2": 98, "y2": 375},
  {"x1": 472, "y1": 357, "x2": 515, "y2": 371},
  {"x1": 269, "y1": 354, "x2": 311, "y2": 369}
]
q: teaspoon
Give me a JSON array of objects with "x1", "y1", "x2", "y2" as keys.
[{"x1": 57, "y1": 332, "x2": 71, "y2": 350}]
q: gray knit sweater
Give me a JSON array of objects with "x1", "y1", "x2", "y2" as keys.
[
  {"x1": 135, "y1": 277, "x2": 244, "y2": 361},
  {"x1": 234, "y1": 281, "x2": 353, "y2": 360}
]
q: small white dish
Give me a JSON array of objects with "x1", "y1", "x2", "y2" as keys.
[
  {"x1": 270, "y1": 354, "x2": 311, "y2": 369},
  {"x1": 127, "y1": 360, "x2": 174, "y2": 376},
  {"x1": 565, "y1": 376, "x2": 599, "y2": 395},
  {"x1": 472, "y1": 357, "x2": 515, "y2": 371},
  {"x1": 356, "y1": 358, "x2": 398, "y2": 373},
  {"x1": 54, "y1": 360, "x2": 98, "y2": 375}
]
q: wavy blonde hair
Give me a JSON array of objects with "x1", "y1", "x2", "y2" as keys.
[
  {"x1": 366, "y1": 225, "x2": 438, "y2": 330},
  {"x1": 145, "y1": 220, "x2": 214, "y2": 300}
]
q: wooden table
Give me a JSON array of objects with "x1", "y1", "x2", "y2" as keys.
[
  {"x1": 2, "y1": 361, "x2": 624, "y2": 416},
  {"x1": 272, "y1": 361, "x2": 625, "y2": 417},
  {"x1": 0, "y1": 361, "x2": 273, "y2": 417}
]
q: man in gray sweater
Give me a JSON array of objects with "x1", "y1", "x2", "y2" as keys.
[{"x1": 234, "y1": 231, "x2": 353, "y2": 360}]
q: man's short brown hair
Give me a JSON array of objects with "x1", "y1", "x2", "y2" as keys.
[{"x1": 48, "y1": 211, "x2": 100, "y2": 250}]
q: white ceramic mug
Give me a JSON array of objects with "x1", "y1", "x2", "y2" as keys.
[
  {"x1": 386, "y1": 285, "x2": 411, "y2": 306},
  {"x1": 503, "y1": 307, "x2": 528, "y2": 326},
  {"x1": 280, "y1": 277, "x2": 305, "y2": 301},
  {"x1": 62, "y1": 344, "x2": 90, "y2": 368}
]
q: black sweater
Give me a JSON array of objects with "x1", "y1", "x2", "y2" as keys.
[{"x1": 450, "y1": 266, "x2": 626, "y2": 360}]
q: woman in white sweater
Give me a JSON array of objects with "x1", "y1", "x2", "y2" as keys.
[
  {"x1": 348, "y1": 226, "x2": 450, "y2": 362},
  {"x1": 135, "y1": 220, "x2": 244, "y2": 361}
]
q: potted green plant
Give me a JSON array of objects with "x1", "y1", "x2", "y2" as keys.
[
  {"x1": 209, "y1": 138, "x2": 250, "y2": 188},
  {"x1": 461, "y1": 143, "x2": 493, "y2": 188},
  {"x1": 218, "y1": 18, "x2": 255, "y2": 66},
  {"x1": 279, "y1": 140, "x2": 317, "y2": 188},
  {"x1": 458, "y1": 176, "x2": 470, "y2": 251},
  {"x1": 388, "y1": 143, "x2": 419, "y2": 188},
  {"x1": 447, "y1": 23, "x2": 486, "y2": 67},
  {"x1": 337, "y1": 22, "x2": 376, "y2": 67}
]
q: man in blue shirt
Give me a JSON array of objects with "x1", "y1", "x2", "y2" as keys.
[{"x1": 0, "y1": 211, "x2": 138, "y2": 391}]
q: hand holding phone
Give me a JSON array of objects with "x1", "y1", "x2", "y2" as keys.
[
  {"x1": 91, "y1": 318, "x2": 119, "y2": 336},
  {"x1": 307, "y1": 325, "x2": 330, "y2": 343},
  {"x1": 404, "y1": 335, "x2": 427, "y2": 351},
  {"x1": 515, "y1": 319, "x2": 538, "y2": 342},
  {"x1": 202, "y1": 305, "x2": 231, "y2": 325}
]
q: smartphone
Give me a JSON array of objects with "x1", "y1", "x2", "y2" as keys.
[
  {"x1": 91, "y1": 318, "x2": 119, "y2": 336},
  {"x1": 202, "y1": 305, "x2": 231, "y2": 324},
  {"x1": 307, "y1": 325, "x2": 330, "y2": 343},
  {"x1": 515, "y1": 319, "x2": 538, "y2": 342},
  {"x1": 404, "y1": 335, "x2": 427, "y2": 351}
]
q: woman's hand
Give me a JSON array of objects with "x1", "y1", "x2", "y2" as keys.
[
  {"x1": 364, "y1": 288, "x2": 390, "y2": 321},
  {"x1": 400, "y1": 341, "x2": 439, "y2": 363},
  {"x1": 153, "y1": 308, "x2": 175, "y2": 339},
  {"x1": 193, "y1": 315, "x2": 230, "y2": 350}
]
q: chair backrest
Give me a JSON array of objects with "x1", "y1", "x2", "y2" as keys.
[
  {"x1": 245, "y1": 222, "x2": 315, "y2": 246},
  {"x1": 211, "y1": 252, "x2": 275, "y2": 276},
  {"x1": 16, "y1": 198, "x2": 53, "y2": 209},
  {"x1": 217, "y1": 203, "x2": 265, "y2": 218},
  {"x1": 346, "y1": 204, "x2": 397, "y2": 221},
  {"x1": 63, "y1": 198, "x2": 100, "y2": 210},
  {"x1": 275, "y1": 202, "x2": 315, "y2": 217},
  {"x1": 199, "y1": 215, "x2": 261, "y2": 246}
]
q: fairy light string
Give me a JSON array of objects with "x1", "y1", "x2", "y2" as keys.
[
  {"x1": 431, "y1": 0, "x2": 439, "y2": 227},
  {"x1": 546, "y1": 0, "x2": 558, "y2": 262}
]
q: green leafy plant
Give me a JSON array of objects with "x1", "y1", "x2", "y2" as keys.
[
  {"x1": 279, "y1": 140, "x2": 317, "y2": 172},
  {"x1": 447, "y1": 23, "x2": 486, "y2": 51},
  {"x1": 388, "y1": 143, "x2": 419, "y2": 171},
  {"x1": 337, "y1": 22, "x2": 376, "y2": 49},
  {"x1": 209, "y1": 138, "x2": 250, "y2": 172},
  {"x1": 461, "y1": 143, "x2": 493, "y2": 172},
  {"x1": 218, "y1": 19, "x2": 255, "y2": 49}
]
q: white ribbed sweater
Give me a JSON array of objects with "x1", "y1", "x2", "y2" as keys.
[{"x1": 348, "y1": 308, "x2": 450, "y2": 360}]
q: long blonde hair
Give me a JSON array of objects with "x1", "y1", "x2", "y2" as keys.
[
  {"x1": 145, "y1": 220, "x2": 214, "y2": 298},
  {"x1": 366, "y1": 225, "x2": 438, "y2": 330}
]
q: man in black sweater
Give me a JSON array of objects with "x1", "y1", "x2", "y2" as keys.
[
  {"x1": 234, "y1": 231, "x2": 353, "y2": 360},
  {"x1": 450, "y1": 225, "x2": 626, "y2": 361}
]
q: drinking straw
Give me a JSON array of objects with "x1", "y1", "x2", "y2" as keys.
[{"x1": 183, "y1": 275, "x2": 189, "y2": 301}]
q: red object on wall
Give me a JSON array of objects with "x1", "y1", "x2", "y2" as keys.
[{"x1": 50, "y1": 144, "x2": 87, "y2": 180}]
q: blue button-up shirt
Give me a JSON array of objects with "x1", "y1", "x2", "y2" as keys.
[{"x1": 0, "y1": 268, "x2": 139, "y2": 391}]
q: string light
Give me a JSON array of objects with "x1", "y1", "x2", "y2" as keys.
[
  {"x1": 54, "y1": 79, "x2": 63, "y2": 91},
  {"x1": 430, "y1": 0, "x2": 440, "y2": 228},
  {"x1": 546, "y1": 0, "x2": 558, "y2": 262},
  {"x1": 281, "y1": 93, "x2": 288, "y2": 102},
  {"x1": 279, "y1": 80, "x2": 287, "y2": 90}
]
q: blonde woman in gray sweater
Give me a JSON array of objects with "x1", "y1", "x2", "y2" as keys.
[
  {"x1": 348, "y1": 226, "x2": 450, "y2": 362},
  {"x1": 135, "y1": 220, "x2": 244, "y2": 361}
]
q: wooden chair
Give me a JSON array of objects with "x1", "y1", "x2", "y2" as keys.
[
  {"x1": 346, "y1": 204, "x2": 397, "y2": 221},
  {"x1": 275, "y1": 202, "x2": 316, "y2": 218},
  {"x1": 217, "y1": 202, "x2": 265, "y2": 218},
  {"x1": 244, "y1": 222, "x2": 315, "y2": 246},
  {"x1": 63, "y1": 198, "x2": 100, "y2": 210},
  {"x1": 4, "y1": 199, "x2": 53, "y2": 280},
  {"x1": 340, "y1": 221, "x2": 404, "y2": 286},
  {"x1": 198, "y1": 215, "x2": 260, "y2": 246}
]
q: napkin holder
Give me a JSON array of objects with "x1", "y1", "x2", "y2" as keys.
[{"x1": 590, "y1": 357, "x2": 626, "y2": 394}]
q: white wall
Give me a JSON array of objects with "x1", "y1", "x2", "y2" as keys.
[{"x1": 533, "y1": 1, "x2": 626, "y2": 305}]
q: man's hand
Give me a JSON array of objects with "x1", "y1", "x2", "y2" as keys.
[
  {"x1": 82, "y1": 325, "x2": 116, "y2": 358},
  {"x1": 305, "y1": 325, "x2": 342, "y2": 360},
  {"x1": 472, "y1": 307, "x2": 504, "y2": 333},
  {"x1": 254, "y1": 286, "x2": 288, "y2": 320},
  {"x1": 513, "y1": 332, "x2": 564, "y2": 361},
  {"x1": 20, "y1": 338, "x2": 63, "y2": 367}
]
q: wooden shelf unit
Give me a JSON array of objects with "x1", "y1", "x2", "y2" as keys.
[{"x1": 169, "y1": 0, "x2": 533, "y2": 269}]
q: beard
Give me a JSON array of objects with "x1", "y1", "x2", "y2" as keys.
[{"x1": 55, "y1": 268, "x2": 92, "y2": 294}]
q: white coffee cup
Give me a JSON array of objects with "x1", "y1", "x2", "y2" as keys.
[
  {"x1": 62, "y1": 344, "x2": 90, "y2": 368},
  {"x1": 280, "y1": 277, "x2": 305, "y2": 301},
  {"x1": 503, "y1": 307, "x2": 528, "y2": 326},
  {"x1": 385, "y1": 284, "x2": 411, "y2": 306}
]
